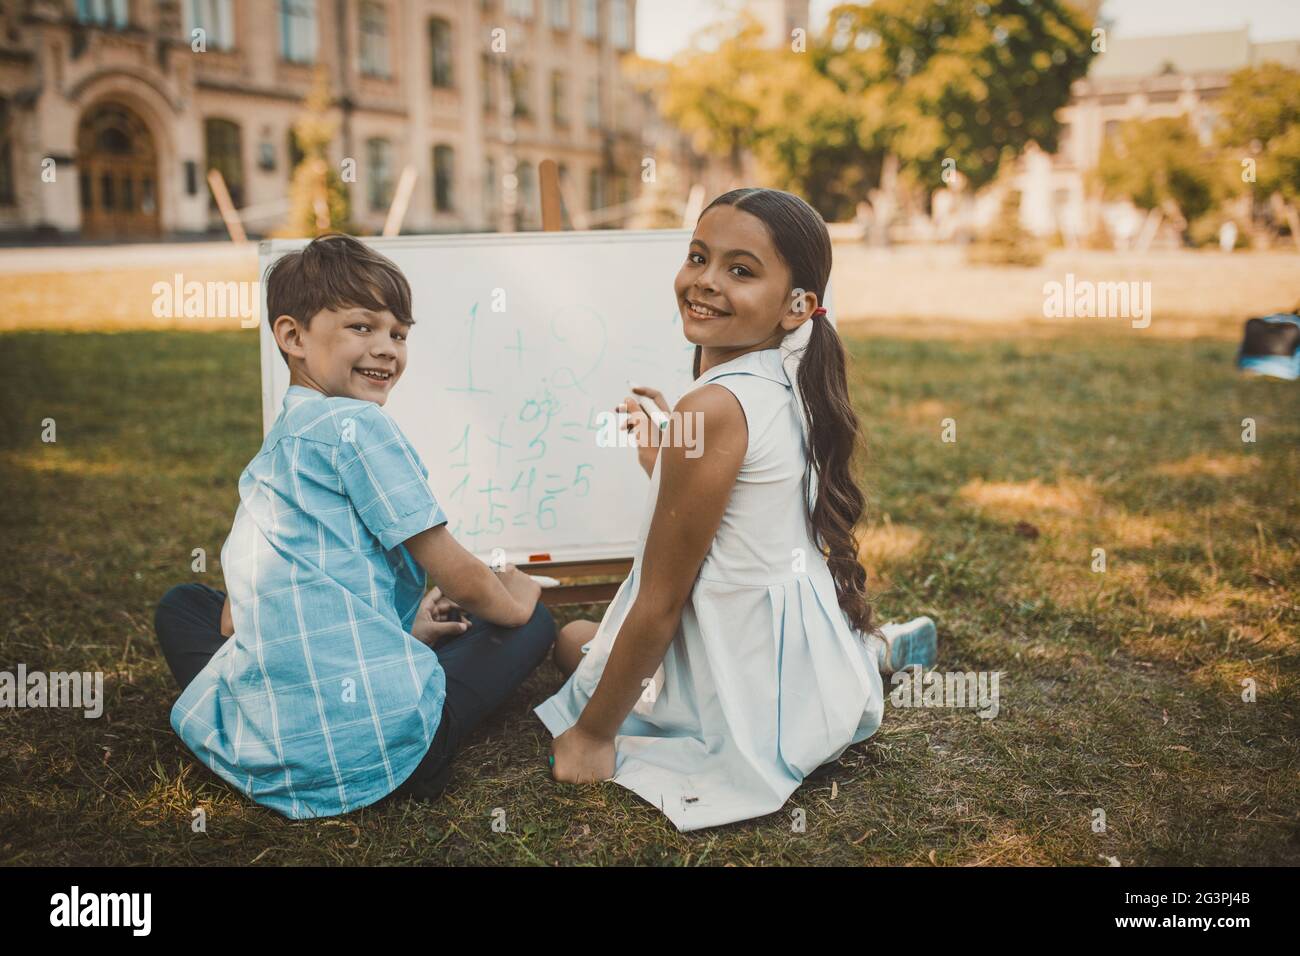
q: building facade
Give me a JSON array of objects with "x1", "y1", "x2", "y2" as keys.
[
  {"x1": 0, "y1": 0, "x2": 646, "y2": 239},
  {"x1": 1016, "y1": 28, "x2": 1300, "y2": 244}
]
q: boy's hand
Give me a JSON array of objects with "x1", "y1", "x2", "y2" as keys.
[
  {"x1": 550, "y1": 723, "x2": 616, "y2": 784},
  {"x1": 411, "y1": 586, "x2": 469, "y2": 648}
]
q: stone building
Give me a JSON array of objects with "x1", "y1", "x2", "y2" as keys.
[{"x1": 0, "y1": 0, "x2": 647, "y2": 240}]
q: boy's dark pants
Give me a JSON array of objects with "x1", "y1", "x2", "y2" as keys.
[{"x1": 154, "y1": 583, "x2": 556, "y2": 807}]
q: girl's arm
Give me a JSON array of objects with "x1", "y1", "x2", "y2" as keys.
[{"x1": 555, "y1": 384, "x2": 746, "y2": 775}]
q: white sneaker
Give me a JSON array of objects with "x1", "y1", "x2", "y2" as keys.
[{"x1": 874, "y1": 616, "x2": 938, "y2": 674}]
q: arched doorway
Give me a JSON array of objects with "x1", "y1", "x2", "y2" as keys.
[{"x1": 77, "y1": 102, "x2": 160, "y2": 239}]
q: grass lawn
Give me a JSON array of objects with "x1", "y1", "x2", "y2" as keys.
[{"x1": 1, "y1": 325, "x2": 1296, "y2": 865}]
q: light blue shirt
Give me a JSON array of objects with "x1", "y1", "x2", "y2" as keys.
[{"x1": 171, "y1": 385, "x2": 449, "y2": 818}]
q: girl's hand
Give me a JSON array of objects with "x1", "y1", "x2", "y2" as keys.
[
  {"x1": 411, "y1": 585, "x2": 469, "y2": 648},
  {"x1": 550, "y1": 723, "x2": 616, "y2": 784},
  {"x1": 617, "y1": 385, "x2": 670, "y2": 479}
]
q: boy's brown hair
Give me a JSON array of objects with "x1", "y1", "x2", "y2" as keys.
[{"x1": 264, "y1": 233, "x2": 414, "y2": 363}]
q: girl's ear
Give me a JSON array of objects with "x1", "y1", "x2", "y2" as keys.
[{"x1": 782, "y1": 287, "x2": 820, "y2": 330}]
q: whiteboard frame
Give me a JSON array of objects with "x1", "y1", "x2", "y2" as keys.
[{"x1": 256, "y1": 228, "x2": 835, "y2": 564}]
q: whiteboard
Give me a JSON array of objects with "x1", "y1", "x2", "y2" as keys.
[{"x1": 259, "y1": 229, "x2": 833, "y2": 564}]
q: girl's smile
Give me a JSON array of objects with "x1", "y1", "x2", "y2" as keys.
[{"x1": 683, "y1": 299, "x2": 732, "y2": 320}]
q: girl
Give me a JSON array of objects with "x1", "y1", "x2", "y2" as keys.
[{"x1": 533, "y1": 187, "x2": 937, "y2": 831}]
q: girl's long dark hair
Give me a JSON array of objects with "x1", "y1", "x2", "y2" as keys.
[{"x1": 692, "y1": 188, "x2": 876, "y2": 638}]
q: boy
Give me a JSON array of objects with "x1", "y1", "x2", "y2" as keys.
[{"x1": 154, "y1": 233, "x2": 555, "y2": 818}]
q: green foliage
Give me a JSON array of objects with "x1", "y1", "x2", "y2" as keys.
[
  {"x1": 659, "y1": 15, "x2": 770, "y2": 175},
  {"x1": 825, "y1": 0, "x2": 1096, "y2": 192},
  {"x1": 1093, "y1": 117, "x2": 1223, "y2": 241},
  {"x1": 1216, "y1": 63, "x2": 1300, "y2": 206},
  {"x1": 658, "y1": 1, "x2": 1096, "y2": 218},
  {"x1": 277, "y1": 71, "x2": 353, "y2": 238}
]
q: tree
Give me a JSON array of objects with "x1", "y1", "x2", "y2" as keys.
[
  {"x1": 968, "y1": 188, "x2": 1043, "y2": 265},
  {"x1": 1093, "y1": 116, "x2": 1221, "y2": 244},
  {"x1": 276, "y1": 70, "x2": 352, "y2": 238},
  {"x1": 658, "y1": 14, "x2": 770, "y2": 180},
  {"x1": 821, "y1": 0, "x2": 1096, "y2": 196},
  {"x1": 655, "y1": 0, "x2": 1096, "y2": 222},
  {"x1": 1216, "y1": 63, "x2": 1300, "y2": 247}
]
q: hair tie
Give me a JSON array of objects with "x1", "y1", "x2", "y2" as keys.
[{"x1": 811, "y1": 307, "x2": 827, "y2": 318}]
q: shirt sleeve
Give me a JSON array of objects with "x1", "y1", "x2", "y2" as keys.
[{"x1": 334, "y1": 404, "x2": 448, "y2": 551}]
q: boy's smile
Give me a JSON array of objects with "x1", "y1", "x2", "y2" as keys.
[{"x1": 277, "y1": 304, "x2": 409, "y2": 405}]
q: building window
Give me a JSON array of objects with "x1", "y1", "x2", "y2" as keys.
[
  {"x1": 557, "y1": 161, "x2": 570, "y2": 209},
  {"x1": 367, "y1": 137, "x2": 394, "y2": 211},
  {"x1": 279, "y1": 0, "x2": 318, "y2": 63},
  {"x1": 484, "y1": 156, "x2": 497, "y2": 219},
  {"x1": 1196, "y1": 111, "x2": 1218, "y2": 146},
  {"x1": 286, "y1": 127, "x2": 304, "y2": 179},
  {"x1": 517, "y1": 160, "x2": 536, "y2": 225},
  {"x1": 0, "y1": 98, "x2": 12, "y2": 206},
  {"x1": 551, "y1": 71, "x2": 569, "y2": 127},
  {"x1": 257, "y1": 127, "x2": 276, "y2": 170},
  {"x1": 587, "y1": 167, "x2": 603, "y2": 211},
  {"x1": 186, "y1": 0, "x2": 235, "y2": 49},
  {"x1": 507, "y1": 0, "x2": 534, "y2": 19},
  {"x1": 433, "y1": 144, "x2": 454, "y2": 212},
  {"x1": 359, "y1": 1, "x2": 390, "y2": 78},
  {"x1": 482, "y1": 53, "x2": 497, "y2": 113},
  {"x1": 585, "y1": 75, "x2": 600, "y2": 128},
  {"x1": 430, "y1": 18, "x2": 453, "y2": 87},
  {"x1": 204, "y1": 118, "x2": 244, "y2": 208},
  {"x1": 76, "y1": 0, "x2": 128, "y2": 28},
  {"x1": 547, "y1": 0, "x2": 570, "y2": 30},
  {"x1": 610, "y1": 0, "x2": 630, "y2": 50},
  {"x1": 580, "y1": 0, "x2": 599, "y2": 41},
  {"x1": 1053, "y1": 122, "x2": 1072, "y2": 166},
  {"x1": 510, "y1": 61, "x2": 531, "y2": 118}
]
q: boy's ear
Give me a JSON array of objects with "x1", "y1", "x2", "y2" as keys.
[{"x1": 273, "y1": 313, "x2": 307, "y2": 359}]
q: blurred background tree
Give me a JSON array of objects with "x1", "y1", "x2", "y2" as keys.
[
  {"x1": 277, "y1": 71, "x2": 353, "y2": 238},
  {"x1": 967, "y1": 187, "x2": 1044, "y2": 265},
  {"x1": 1216, "y1": 63, "x2": 1300, "y2": 249},
  {"x1": 657, "y1": 0, "x2": 1097, "y2": 225},
  {"x1": 658, "y1": 15, "x2": 770, "y2": 181},
  {"x1": 824, "y1": 0, "x2": 1095, "y2": 194},
  {"x1": 1093, "y1": 116, "x2": 1222, "y2": 246}
]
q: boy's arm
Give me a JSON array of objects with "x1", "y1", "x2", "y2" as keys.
[{"x1": 403, "y1": 525, "x2": 540, "y2": 629}]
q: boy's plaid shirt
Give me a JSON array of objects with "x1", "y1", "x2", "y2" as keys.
[{"x1": 172, "y1": 385, "x2": 448, "y2": 818}]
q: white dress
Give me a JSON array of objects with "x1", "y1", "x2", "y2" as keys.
[{"x1": 534, "y1": 347, "x2": 885, "y2": 831}]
